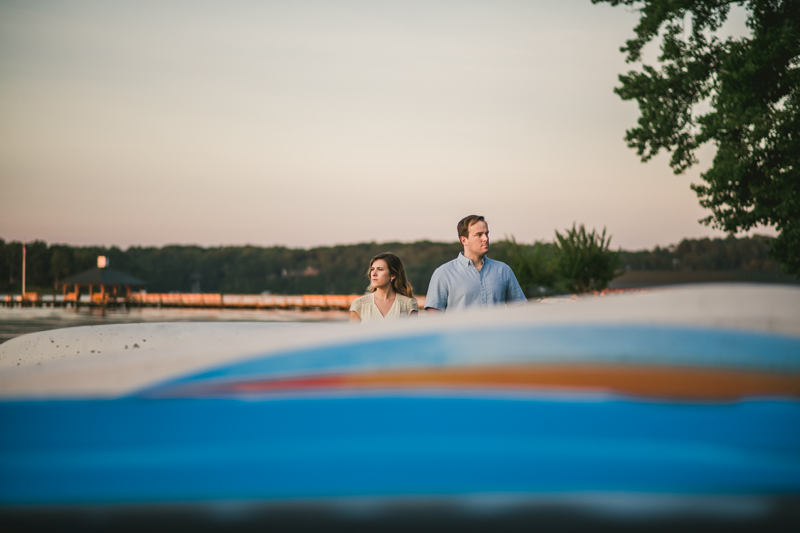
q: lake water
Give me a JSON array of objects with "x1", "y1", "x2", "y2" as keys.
[{"x1": 0, "y1": 307, "x2": 349, "y2": 345}]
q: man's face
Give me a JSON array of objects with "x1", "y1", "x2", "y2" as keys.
[{"x1": 461, "y1": 220, "x2": 489, "y2": 257}]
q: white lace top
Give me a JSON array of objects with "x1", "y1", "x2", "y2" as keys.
[{"x1": 350, "y1": 293, "x2": 419, "y2": 322}]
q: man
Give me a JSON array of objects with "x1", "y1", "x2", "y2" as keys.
[{"x1": 425, "y1": 215, "x2": 527, "y2": 313}]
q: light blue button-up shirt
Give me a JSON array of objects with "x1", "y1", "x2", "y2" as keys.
[{"x1": 424, "y1": 253, "x2": 527, "y2": 311}]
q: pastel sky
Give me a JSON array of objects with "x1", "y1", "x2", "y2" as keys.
[{"x1": 0, "y1": 0, "x2": 768, "y2": 250}]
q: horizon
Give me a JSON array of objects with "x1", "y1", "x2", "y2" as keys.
[{"x1": 1, "y1": 230, "x2": 777, "y2": 254}]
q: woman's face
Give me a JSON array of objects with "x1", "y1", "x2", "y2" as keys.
[{"x1": 370, "y1": 259, "x2": 393, "y2": 289}]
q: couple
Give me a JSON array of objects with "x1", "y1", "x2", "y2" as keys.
[{"x1": 350, "y1": 215, "x2": 527, "y2": 323}]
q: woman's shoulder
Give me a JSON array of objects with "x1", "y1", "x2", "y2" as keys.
[
  {"x1": 395, "y1": 294, "x2": 419, "y2": 311},
  {"x1": 350, "y1": 293, "x2": 372, "y2": 311}
]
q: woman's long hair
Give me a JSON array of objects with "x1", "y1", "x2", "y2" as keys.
[{"x1": 366, "y1": 252, "x2": 415, "y2": 298}]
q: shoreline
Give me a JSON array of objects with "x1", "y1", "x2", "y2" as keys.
[{"x1": 0, "y1": 306, "x2": 349, "y2": 345}]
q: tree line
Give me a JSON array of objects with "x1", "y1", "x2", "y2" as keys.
[{"x1": 0, "y1": 231, "x2": 785, "y2": 297}]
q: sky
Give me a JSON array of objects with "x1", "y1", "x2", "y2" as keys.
[{"x1": 0, "y1": 0, "x2": 770, "y2": 251}]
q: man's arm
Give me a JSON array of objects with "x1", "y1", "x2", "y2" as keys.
[
  {"x1": 505, "y1": 266, "x2": 527, "y2": 305},
  {"x1": 424, "y1": 268, "x2": 447, "y2": 312}
]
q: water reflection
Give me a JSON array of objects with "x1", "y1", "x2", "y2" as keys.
[{"x1": 0, "y1": 306, "x2": 348, "y2": 344}]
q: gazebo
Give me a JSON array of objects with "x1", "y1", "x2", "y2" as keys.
[{"x1": 58, "y1": 257, "x2": 147, "y2": 304}]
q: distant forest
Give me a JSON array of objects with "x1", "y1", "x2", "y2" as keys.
[{"x1": 0, "y1": 234, "x2": 786, "y2": 295}]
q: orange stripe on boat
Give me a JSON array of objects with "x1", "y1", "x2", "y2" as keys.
[{"x1": 228, "y1": 365, "x2": 800, "y2": 400}]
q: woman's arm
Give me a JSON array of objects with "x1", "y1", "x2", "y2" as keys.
[
  {"x1": 349, "y1": 311, "x2": 362, "y2": 324},
  {"x1": 409, "y1": 310, "x2": 418, "y2": 317}
]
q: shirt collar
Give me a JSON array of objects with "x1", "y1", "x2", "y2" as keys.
[{"x1": 458, "y1": 252, "x2": 486, "y2": 268}]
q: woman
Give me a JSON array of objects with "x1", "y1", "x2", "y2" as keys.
[{"x1": 350, "y1": 252, "x2": 418, "y2": 323}]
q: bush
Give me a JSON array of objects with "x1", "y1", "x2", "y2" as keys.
[
  {"x1": 495, "y1": 237, "x2": 558, "y2": 296},
  {"x1": 501, "y1": 224, "x2": 621, "y2": 295},
  {"x1": 554, "y1": 224, "x2": 620, "y2": 293}
]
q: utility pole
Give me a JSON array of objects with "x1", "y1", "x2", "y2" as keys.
[{"x1": 22, "y1": 241, "x2": 26, "y2": 298}]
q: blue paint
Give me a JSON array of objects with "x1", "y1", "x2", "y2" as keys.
[
  {"x1": 3, "y1": 323, "x2": 798, "y2": 507},
  {"x1": 1, "y1": 396, "x2": 799, "y2": 505},
  {"x1": 145, "y1": 325, "x2": 800, "y2": 395}
]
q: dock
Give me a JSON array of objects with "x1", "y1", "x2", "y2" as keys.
[{"x1": 1, "y1": 293, "x2": 426, "y2": 311}]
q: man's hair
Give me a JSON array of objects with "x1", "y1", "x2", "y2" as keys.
[{"x1": 457, "y1": 215, "x2": 486, "y2": 240}]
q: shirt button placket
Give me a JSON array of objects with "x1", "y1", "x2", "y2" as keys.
[{"x1": 480, "y1": 267, "x2": 487, "y2": 306}]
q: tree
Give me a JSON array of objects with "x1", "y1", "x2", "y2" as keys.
[
  {"x1": 593, "y1": 0, "x2": 800, "y2": 275},
  {"x1": 49, "y1": 247, "x2": 73, "y2": 284},
  {"x1": 554, "y1": 224, "x2": 620, "y2": 293},
  {"x1": 495, "y1": 237, "x2": 558, "y2": 296}
]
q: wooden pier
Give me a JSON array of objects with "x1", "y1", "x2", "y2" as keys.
[
  {"x1": 1, "y1": 293, "x2": 426, "y2": 311},
  {"x1": 132, "y1": 293, "x2": 363, "y2": 310}
]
